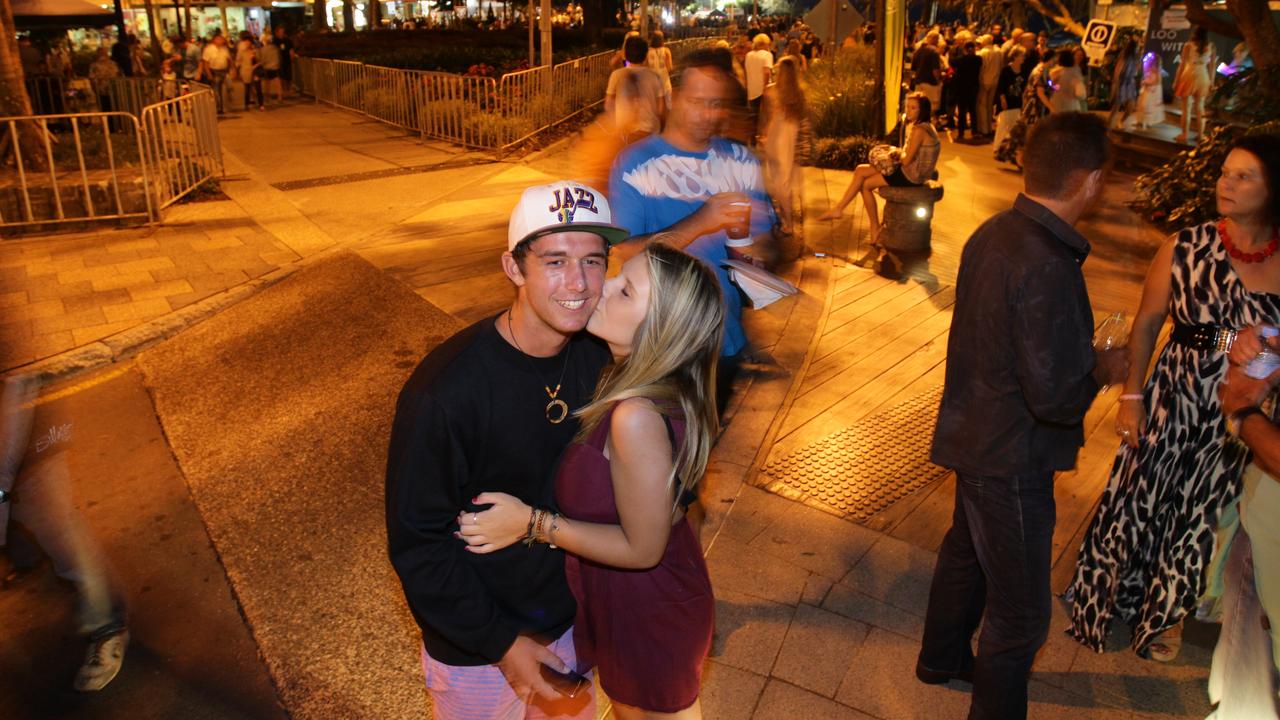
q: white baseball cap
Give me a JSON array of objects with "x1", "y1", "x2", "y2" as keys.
[{"x1": 507, "y1": 181, "x2": 630, "y2": 251}]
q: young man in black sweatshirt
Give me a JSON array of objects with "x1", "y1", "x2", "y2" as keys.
[{"x1": 386, "y1": 181, "x2": 628, "y2": 719}]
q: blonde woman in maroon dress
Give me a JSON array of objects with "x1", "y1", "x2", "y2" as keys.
[{"x1": 459, "y1": 242, "x2": 724, "y2": 719}]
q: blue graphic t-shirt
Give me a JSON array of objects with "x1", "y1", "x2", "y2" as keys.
[{"x1": 608, "y1": 134, "x2": 775, "y2": 357}]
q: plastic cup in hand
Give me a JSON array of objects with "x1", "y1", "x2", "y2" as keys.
[
  {"x1": 727, "y1": 201, "x2": 752, "y2": 241},
  {"x1": 1094, "y1": 311, "x2": 1128, "y2": 392},
  {"x1": 1093, "y1": 311, "x2": 1129, "y2": 351},
  {"x1": 1245, "y1": 326, "x2": 1280, "y2": 379}
]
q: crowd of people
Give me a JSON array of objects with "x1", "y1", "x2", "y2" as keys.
[
  {"x1": 18, "y1": 27, "x2": 297, "y2": 115},
  {"x1": 162, "y1": 27, "x2": 296, "y2": 114},
  {"x1": 8, "y1": 11, "x2": 1279, "y2": 720}
]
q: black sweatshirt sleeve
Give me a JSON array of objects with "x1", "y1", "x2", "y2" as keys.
[{"x1": 385, "y1": 390, "x2": 520, "y2": 664}]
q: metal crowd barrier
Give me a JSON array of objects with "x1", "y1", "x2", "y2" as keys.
[
  {"x1": 23, "y1": 76, "x2": 172, "y2": 118},
  {"x1": 2, "y1": 87, "x2": 222, "y2": 232},
  {"x1": 419, "y1": 71, "x2": 500, "y2": 149},
  {"x1": 0, "y1": 112, "x2": 154, "y2": 230},
  {"x1": 138, "y1": 89, "x2": 223, "y2": 209},
  {"x1": 290, "y1": 36, "x2": 718, "y2": 153}
]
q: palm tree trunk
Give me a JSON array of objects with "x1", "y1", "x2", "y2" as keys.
[
  {"x1": 0, "y1": 0, "x2": 48, "y2": 170},
  {"x1": 142, "y1": 0, "x2": 165, "y2": 74},
  {"x1": 1227, "y1": 0, "x2": 1280, "y2": 68}
]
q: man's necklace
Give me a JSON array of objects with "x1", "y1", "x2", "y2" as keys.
[{"x1": 507, "y1": 311, "x2": 572, "y2": 424}]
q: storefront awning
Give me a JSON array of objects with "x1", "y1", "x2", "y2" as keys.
[{"x1": 12, "y1": 0, "x2": 114, "y2": 16}]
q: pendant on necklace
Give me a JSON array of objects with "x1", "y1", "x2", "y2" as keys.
[{"x1": 546, "y1": 399, "x2": 569, "y2": 424}]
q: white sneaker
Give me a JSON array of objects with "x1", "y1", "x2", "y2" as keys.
[{"x1": 74, "y1": 629, "x2": 128, "y2": 692}]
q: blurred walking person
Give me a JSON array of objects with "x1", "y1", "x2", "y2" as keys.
[
  {"x1": 977, "y1": 34, "x2": 1004, "y2": 137},
  {"x1": 609, "y1": 49, "x2": 776, "y2": 413},
  {"x1": 201, "y1": 33, "x2": 232, "y2": 114},
  {"x1": 919, "y1": 113, "x2": 1126, "y2": 720},
  {"x1": 273, "y1": 26, "x2": 294, "y2": 96},
  {"x1": 235, "y1": 31, "x2": 264, "y2": 111},
  {"x1": 1108, "y1": 39, "x2": 1142, "y2": 130},
  {"x1": 180, "y1": 35, "x2": 203, "y2": 84},
  {"x1": 911, "y1": 31, "x2": 944, "y2": 109},
  {"x1": 1, "y1": 375, "x2": 129, "y2": 692},
  {"x1": 1049, "y1": 49, "x2": 1087, "y2": 114},
  {"x1": 994, "y1": 51, "x2": 1055, "y2": 170},
  {"x1": 951, "y1": 40, "x2": 982, "y2": 141},
  {"x1": 1173, "y1": 26, "x2": 1217, "y2": 144},
  {"x1": 576, "y1": 71, "x2": 654, "y2": 192},
  {"x1": 259, "y1": 33, "x2": 282, "y2": 104},
  {"x1": 605, "y1": 35, "x2": 664, "y2": 136},
  {"x1": 744, "y1": 34, "x2": 774, "y2": 115},
  {"x1": 1213, "y1": 319, "x2": 1280, "y2": 720},
  {"x1": 759, "y1": 56, "x2": 808, "y2": 236},
  {"x1": 646, "y1": 30, "x2": 674, "y2": 109},
  {"x1": 992, "y1": 47, "x2": 1027, "y2": 154},
  {"x1": 1136, "y1": 51, "x2": 1167, "y2": 129}
]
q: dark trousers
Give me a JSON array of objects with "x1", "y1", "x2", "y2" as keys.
[
  {"x1": 918, "y1": 471, "x2": 1056, "y2": 720},
  {"x1": 954, "y1": 90, "x2": 979, "y2": 138},
  {"x1": 243, "y1": 77, "x2": 263, "y2": 109}
]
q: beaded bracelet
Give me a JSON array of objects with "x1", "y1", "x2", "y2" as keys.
[{"x1": 1119, "y1": 394, "x2": 1143, "y2": 401}]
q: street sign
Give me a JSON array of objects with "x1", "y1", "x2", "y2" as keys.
[{"x1": 1082, "y1": 19, "x2": 1118, "y2": 64}]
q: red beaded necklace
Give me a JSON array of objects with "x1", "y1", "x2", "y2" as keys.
[{"x1": 1219, "y1": 220, "x2": 1280, "y2": 264}]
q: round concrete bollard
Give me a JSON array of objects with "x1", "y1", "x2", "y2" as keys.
[{"x1": 875, "y1": 180, "x2": 945, "y2": 253}]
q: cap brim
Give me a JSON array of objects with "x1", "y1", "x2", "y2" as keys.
[{"x1": 522, "y1": 223, "x2": 632, "y2": 247}]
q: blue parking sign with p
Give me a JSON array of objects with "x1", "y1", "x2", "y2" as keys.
[
  {"x1": 1083, "y1": 20, "x2": 1117, "y2": 51},
  {"x1": 1082, "y1": 20, "x2": 1118, "y2": 65}
]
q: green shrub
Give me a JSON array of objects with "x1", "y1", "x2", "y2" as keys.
[
  {"x1": 809, "y1": 136, "x2": 878, "y2": 170},
  {"x1": 1132, "y1": 120, "x2": 1280, "y2": 231},
  {"x1": 806, "y1": 45, "x2": 878, "y2": 139}
]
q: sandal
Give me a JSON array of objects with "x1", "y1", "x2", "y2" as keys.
[{"x1": 1148, "y1": 623, "x2": 1183, "y2": 662}]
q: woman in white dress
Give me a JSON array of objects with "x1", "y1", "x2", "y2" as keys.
[
  {"x1": 758, "y1": 57, "x2": 808, "y2": 235},
  {"x1": 1173, "y1": 26, "x2": 1217, "y2": 143}
]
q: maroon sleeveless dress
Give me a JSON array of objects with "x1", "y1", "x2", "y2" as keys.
[{"x1": 555, "y1": 406, "x2": 714, "y2": 713}]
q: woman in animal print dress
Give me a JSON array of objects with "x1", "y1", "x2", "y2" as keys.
[{"x1": 1067, "y1": 134, "x2": 1280, "y2": 661}]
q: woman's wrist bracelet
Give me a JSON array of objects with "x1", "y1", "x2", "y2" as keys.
[
  {"x1": 547, "y1": 513, "x2": 561, "y2": 550},
  {"x1": 1119, "y1": 393, "x2": 1143, "y2": 401},
  {"x1": 520, "y1": 507, "x2": 538, "y2": 547},
  {"x1": 519, "y1": 507, "x2": 564, "y2": 548}
]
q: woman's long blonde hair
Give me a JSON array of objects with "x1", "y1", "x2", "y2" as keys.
[
  {"x1": 773, "y1": 56, "x2": 807, "y2": 122},
  {"x1": 576, "y1": 243, "x2": 725, "y2": 503}
]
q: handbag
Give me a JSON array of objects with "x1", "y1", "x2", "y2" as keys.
[
  {"x1": 869, "y1": 115, "x2": 907, "y2": 175},
  {"x1": 869, "y1": 144, "x2": 899, "y2": 175}
]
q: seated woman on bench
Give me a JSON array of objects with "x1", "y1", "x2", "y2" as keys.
[{"x1": 818, "y1": 92, "x2": 941, "y2": 246}]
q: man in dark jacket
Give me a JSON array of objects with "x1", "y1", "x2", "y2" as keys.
[
  {"x1": 951, "y1": 40, "x2": 984, "y2": 141},
  {"x1": 916, "y1": 113, "x2": 1128, "y2": 720}
]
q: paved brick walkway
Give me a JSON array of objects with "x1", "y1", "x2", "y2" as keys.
[
  {"x1": 0, "y1": 200, "x2": 300, "y2": 369},
  {"x1": 1, "y1": 102, "x2": 488, "y2": 375}
]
